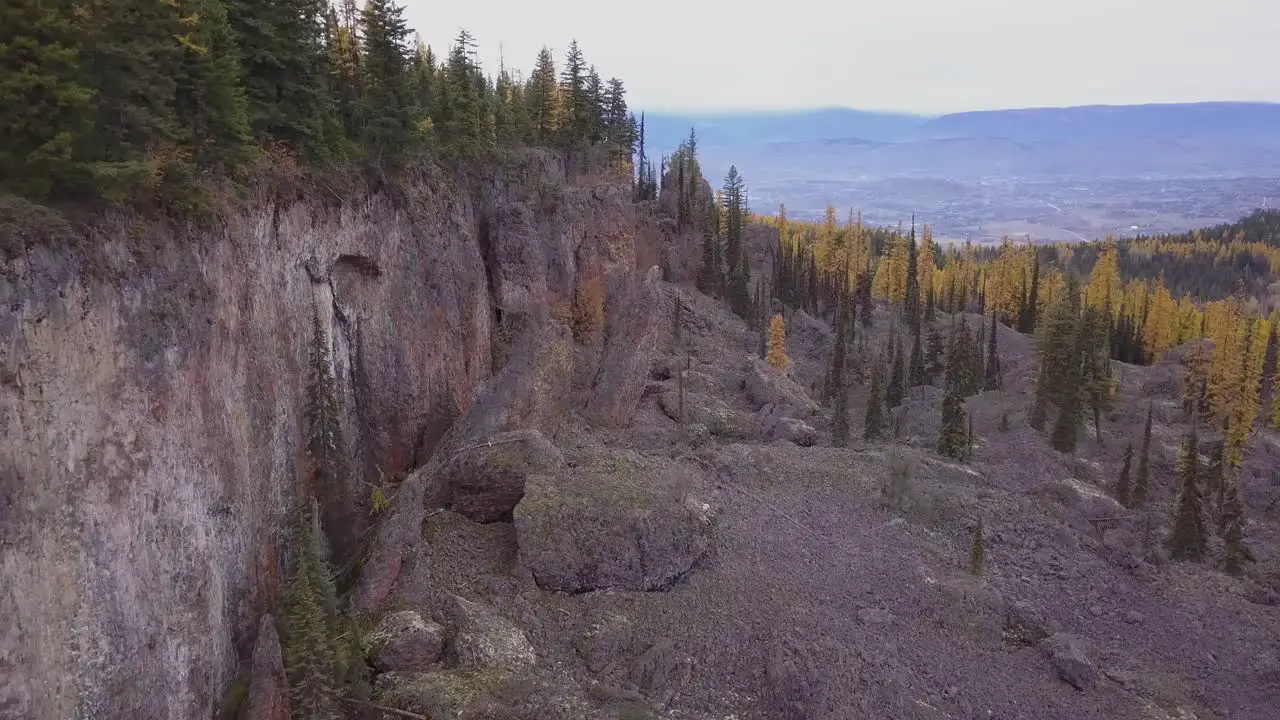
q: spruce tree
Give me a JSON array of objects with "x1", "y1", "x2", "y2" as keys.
[
  {"x1": 1221, "y1": 479, "x2": 1247, "y2": 575},
  {"x1": 358, "y1": 0, "x2": 416, "y2": 156},
  {"x1": 0, "y1": 0, "x2": 96, "y2": 198},
  {"x1": 909, "y1": 322, "x2": 926, "y2": 387},
  {"x1": 282, "y1": 496, "x2": 343, "y2": 720},
  {"x1": 831, "y1": 297, "x2": 851, "y2": 447},
  {"x1": 926, "y1": 325, "x2": 945, "y2": 383},
  {"x1": 1203, "y1": 440, "x2": 1227, "y2": 525},
  {"x1": 887, "y1": 332, "x2": 905, "y2": 409},
  {"x1": 1115, "y1": 443, "x2": 1134, "y2": 507},
  {"x1": 984, "y1": 312, "x2": 1001, "y2": 391},
  {"x1": 1133, "y1": 404, "x2": 1154, "y2": 507},
  {"x1": 526, "y1": 47, "x2": 558, "y2": 144},
  {"x1": 1168, "y1": 421, "x2": 1207, "y2": 561},
  {"x1": 864, "y1": 359, "x2": 886, "y2": 441},
  {"x1": 938, "y1": 339, "x2": 969, "y2": 460}
]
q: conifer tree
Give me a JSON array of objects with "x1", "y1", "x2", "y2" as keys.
[
  {"x1": 1168, "y1": 421, "x2": 1207, "y2": 561},
  {"x1": 359, "y1": 0, "x2": 416, "y2": 156},
  {"x1": 984, "y1": 312, "x2": 1001, "y2": 391},
  {"x1": 282, "y1": 495, "x2": 344, "y2": 720},
  {"x1": 1133, "y1": 404, "x2": 1154, "y2": 507},
  {"x1": 937, "y1": 380, "x2": 967, "y2": 460},
  {"x1": 887, "y1": 332, "x2": 905, "y2": 409},
  {"x1": 909, "y1": 322, "x2": 926, "y2": 387},
  {"x1": 831, "y1": 297, "x2": 851, "y2": 447},
  {"x1": 864, "y1": 359, "x2": 886, "y2": 441},
  {"x1": 526, "y1": 47, "x2": 558, "y2": 144},
  {"x1": 1221, "y1": 479, "x2": 1248, "y2": 575},
  {"x1": 557, "y1": 39, "x2": 589, "y2": 151},
  {"x1": 926, "y1": 325, "x2": 945, "y2": 383},
  {"x1": 0, "y1": 0, "x2": 96, "y2": 198},
  {"x1": 1203, "y1": 440, "x2": 1227, "y2": 525}
]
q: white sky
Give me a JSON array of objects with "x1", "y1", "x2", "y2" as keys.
[{"x1": 404, "y1": 0, "x2": 1280, "y2": 114}]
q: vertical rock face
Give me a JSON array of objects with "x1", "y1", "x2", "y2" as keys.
[
  {"x1": 246, "y1": 615, "x2": 289, "y2": 720},
  {"x1": 0, "y1": 153, "x2": 646, "y2": 720}
]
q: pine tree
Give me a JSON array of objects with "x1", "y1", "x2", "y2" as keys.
[
  {"x1": 1168, "y1": 421, "x2": 1207, "y2": 561},
  {"x1": 926, "y1": 325, "x2": 945, "y2": 383},
  {"x1": 526, "y1": 46, "x2": 558, "y2": 144},
  {"x1": 887, "y1": 332, "x2": 905, "y2": 409},
  {"x1": 984, "y1": 312, "x2": 1001, "y2": 391},
  {"x1": 0, "y1": 0, "x2": 96, "y2": 198},
  {"x1": 909, "y1": 321, "x2": 926, "y2": 387},
  {"x1": 969, "y1": 519, "x2": 985, "y2": 576},
  {"x1": 282, "y1": 496, "x2": 343, "y2": 720},
  {"x1": 358, "y1": 0, "x2": 415, "y2": 156},
  {"x1": 1203, "y1": 440, "x2": 1227, "y2": 525},
  {"x1": 557, "y1": 39, "x2": 588, "y2": 151},
  {"x1": 864, "y1": 359, "x2": 886, "y2": 441},
  {"x1": 1115, "y1": 443, "x2": 1134, "y2": 507},
  {"x1": 1133, "y1": 404, "x2": 1154, "y2": 507},
  {"x1": 937, "y1": 381, "x2": 967, "y2": 460},
  {"x1": 831, "y1": 297, "x2": 851, "y2": 447},
  {"x1": 1221, "y1": 479, "x2": 1248, "y2": 575},
  {"x1": 766, "y1": 314, "x2": 790, "y2": 373}
]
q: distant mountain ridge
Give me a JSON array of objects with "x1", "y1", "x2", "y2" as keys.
[{"x1": 641, "y1": 102, "x2": 1280, "y2": 242}]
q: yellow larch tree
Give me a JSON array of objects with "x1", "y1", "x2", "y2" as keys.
[{"x1": 766, "y1": 313, "x2": 791, "y2": 372}]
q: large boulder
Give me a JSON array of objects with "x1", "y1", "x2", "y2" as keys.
[
  {"x1": 514, "y1": 450, "x2": 714, "y2": 593},
  {"x1": 1041, "y1": 632, "x2": 1098, "y2": 691},
  {"x1": 363, "y1": 610, "x2": 445, "y2": 672},
  {"x1": 744, "y1": 359, "x2": 818, "y2": 418},
  {"x1": 450, "y1": 595, "x2": 537, "y2": 672},
  {"x1": 246, "y1": 615, "x2": 289, "y2": 720},
  {"x1": 656, "y1": 389, "x2": 753, "y2": 439},
  {"x1": 755, "y1": 404, "x2": 817, "y2": 446},
  {"x1": 583, "y1": 268, "x2": 666, "y2": 428},
  {"x1": 430, "y1": 430, "x2": 564, "y2": 523},
  {"x1": 372, "y1": 668, "x2": 602, "y2": 720}
]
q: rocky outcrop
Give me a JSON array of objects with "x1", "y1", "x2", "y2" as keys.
[
  {"x1": 364, "y1": 610, "x2": 445, "y2": 672},
  {"x1": 429, "y1": 429, "x2": 564, "y2": 523},
  {"x1": 744, "y1": 358, "x2": 819, "y2": 418},
  {"x1": 513, "y1": 450, "x2": 714, "y2": 593},
  {"x1": 450, "y1": 595, "x2": 537, "y2": 671},
  {"x1": 246, "y1": 615, "x2": 289, "y2": 720},
  {"x1": 583, "y1": 267, "x2": 666, "y2": 427},
  {"x1": 0, "y1": 151, "x2": 650, "y2": 719},
  {"x1": 1042, "y1": 633, "x2": 1098, "y2": 691},
  {"x1": 656, "y1": 388, "x2": 753, "y2": 439}
]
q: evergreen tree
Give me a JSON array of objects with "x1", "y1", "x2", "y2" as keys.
[
  {"x1": 1221, "y1": 479, "x2": 1248, "y2": 575},
  {"x1": 984, "y1": 312, "x2": 1001, "y2": 391},
  {"x1": 721, "y1": 166, "x2": 750, "y2": 317},
  {"x1": 0, "y1": 0, "x2": 96, "y2": 198},
  {"x1": 909, "y1": 322, "x2": 926, "y2": 387},
  {"x1": 926, "y1": 325, "x2": 945, "y2": 383},
  {"x1": 1018, "y1": 259, "x2": 1040, "y2": 333},
  {"x1": 887, "y1": 332, "x2": 905, "y2": 409},
  {"x1": 831, "y1": 296, "x2": 851, "y2": 447},
  {"x1": 1168, "y1": 421, "x2": 1207, "y2": 561},
  {"x1": 557, "y1": 39, "x2": 588, "y2": 151},
  {"x1": 937, "y1": 380, "x2": 967, "y2": 460},
  {"x1": 227, "y1": 0, "x2": 337, "y2": 156},
  {"x1": 1115, "y1": 442, "x2": 1134, "y2": 507},
  {"x1": 358, "y1": 0, "x2": 415, "y2": 156},
  {"x1": 1203, "y1": 439, "x2": 1227, "y2": 525},
  {"x1": 526, "y1": 47, "x2": 558, "y2": 144},
  {"x1": 864, "y1": 358, "x2": 886, "y2": 441},
  {"x1": 282, "y1": 496, "x2": 343, "y2": 720},
  {"x1": 1133, "y1": 404, "x2": 1154, "y2": 507}
]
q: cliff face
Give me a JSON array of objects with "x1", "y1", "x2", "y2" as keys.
[{"x1": 0, "y1": 152, "x2": 652, "y2": 720}]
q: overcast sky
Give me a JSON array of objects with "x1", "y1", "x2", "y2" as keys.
[{"x1": 405, "y1": 0, "x2": 1279, "y2": 115}]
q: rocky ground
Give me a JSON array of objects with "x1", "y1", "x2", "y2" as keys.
[{"x1": 320, "y1": 277, "x2": 1280, "y2": 720}]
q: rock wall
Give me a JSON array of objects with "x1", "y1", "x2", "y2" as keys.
[{"x1": 0, "y1": 152, "x2": 647, "y2": 720}]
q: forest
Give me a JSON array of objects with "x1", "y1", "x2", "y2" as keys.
[{"x1": 1, "y1": 0, "x2": 639, "y2": 214}]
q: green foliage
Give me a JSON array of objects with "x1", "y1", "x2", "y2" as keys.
[
  {"x1": 1168, "y1": 422, "x2": 1207, "y2": 561},
  {"x1": 1133, "y1": 405, "x2": 1153, "y2": 507},
  {"x1": 887, "y1": 332, "x2": 905, "y2": 409},
  {"x1": 830, "y1": 296, "x2": 851, "y2": 447},
  {"x1": 863, "y1": 357, "x2": 886, "y2": 441},
  {"x1": 1220, "y1": 479, "x2": 1248, "y2": 575},
  {"x1": 282, "y1": 498, "x2": 344, "y2": 720}
]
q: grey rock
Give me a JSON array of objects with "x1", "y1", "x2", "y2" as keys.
[
  {"x1": 514, "y1": 451, "x2": 713, "y2": 593},
  {"x1": 1042, "y1": 633, "x2": 1098, "y2": 691},
  {"x1": 583, "y1": 269, "x2": 665, "y2": 428},
  {"x1": 364, "y1": 610, "x2": 445, "y2": 672},
  {"x1": 744, "y1": 359, "x2": 819, "y2": 418},
  {"x1": 431, "y1": 429, "x2": 564, "y2": 523},
  {"x1": 246, "y1": 615, "x2": 289, "y2": 720},
  {"x1": 451, "y1": 595, "x2": 537, "y2": 672}
]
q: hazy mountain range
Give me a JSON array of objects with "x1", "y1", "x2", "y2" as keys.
[{"x1": 643, "y1": 102, "x2": 1280, "y2": 243}]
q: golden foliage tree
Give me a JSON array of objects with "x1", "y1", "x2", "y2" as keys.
[{"x1": 766, "y1": 313, "x2": 791, "y2": 372}]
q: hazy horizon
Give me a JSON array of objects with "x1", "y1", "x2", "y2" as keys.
[{"x1": 405, "y1": 0, "x2": 1280, "y2": 115}]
